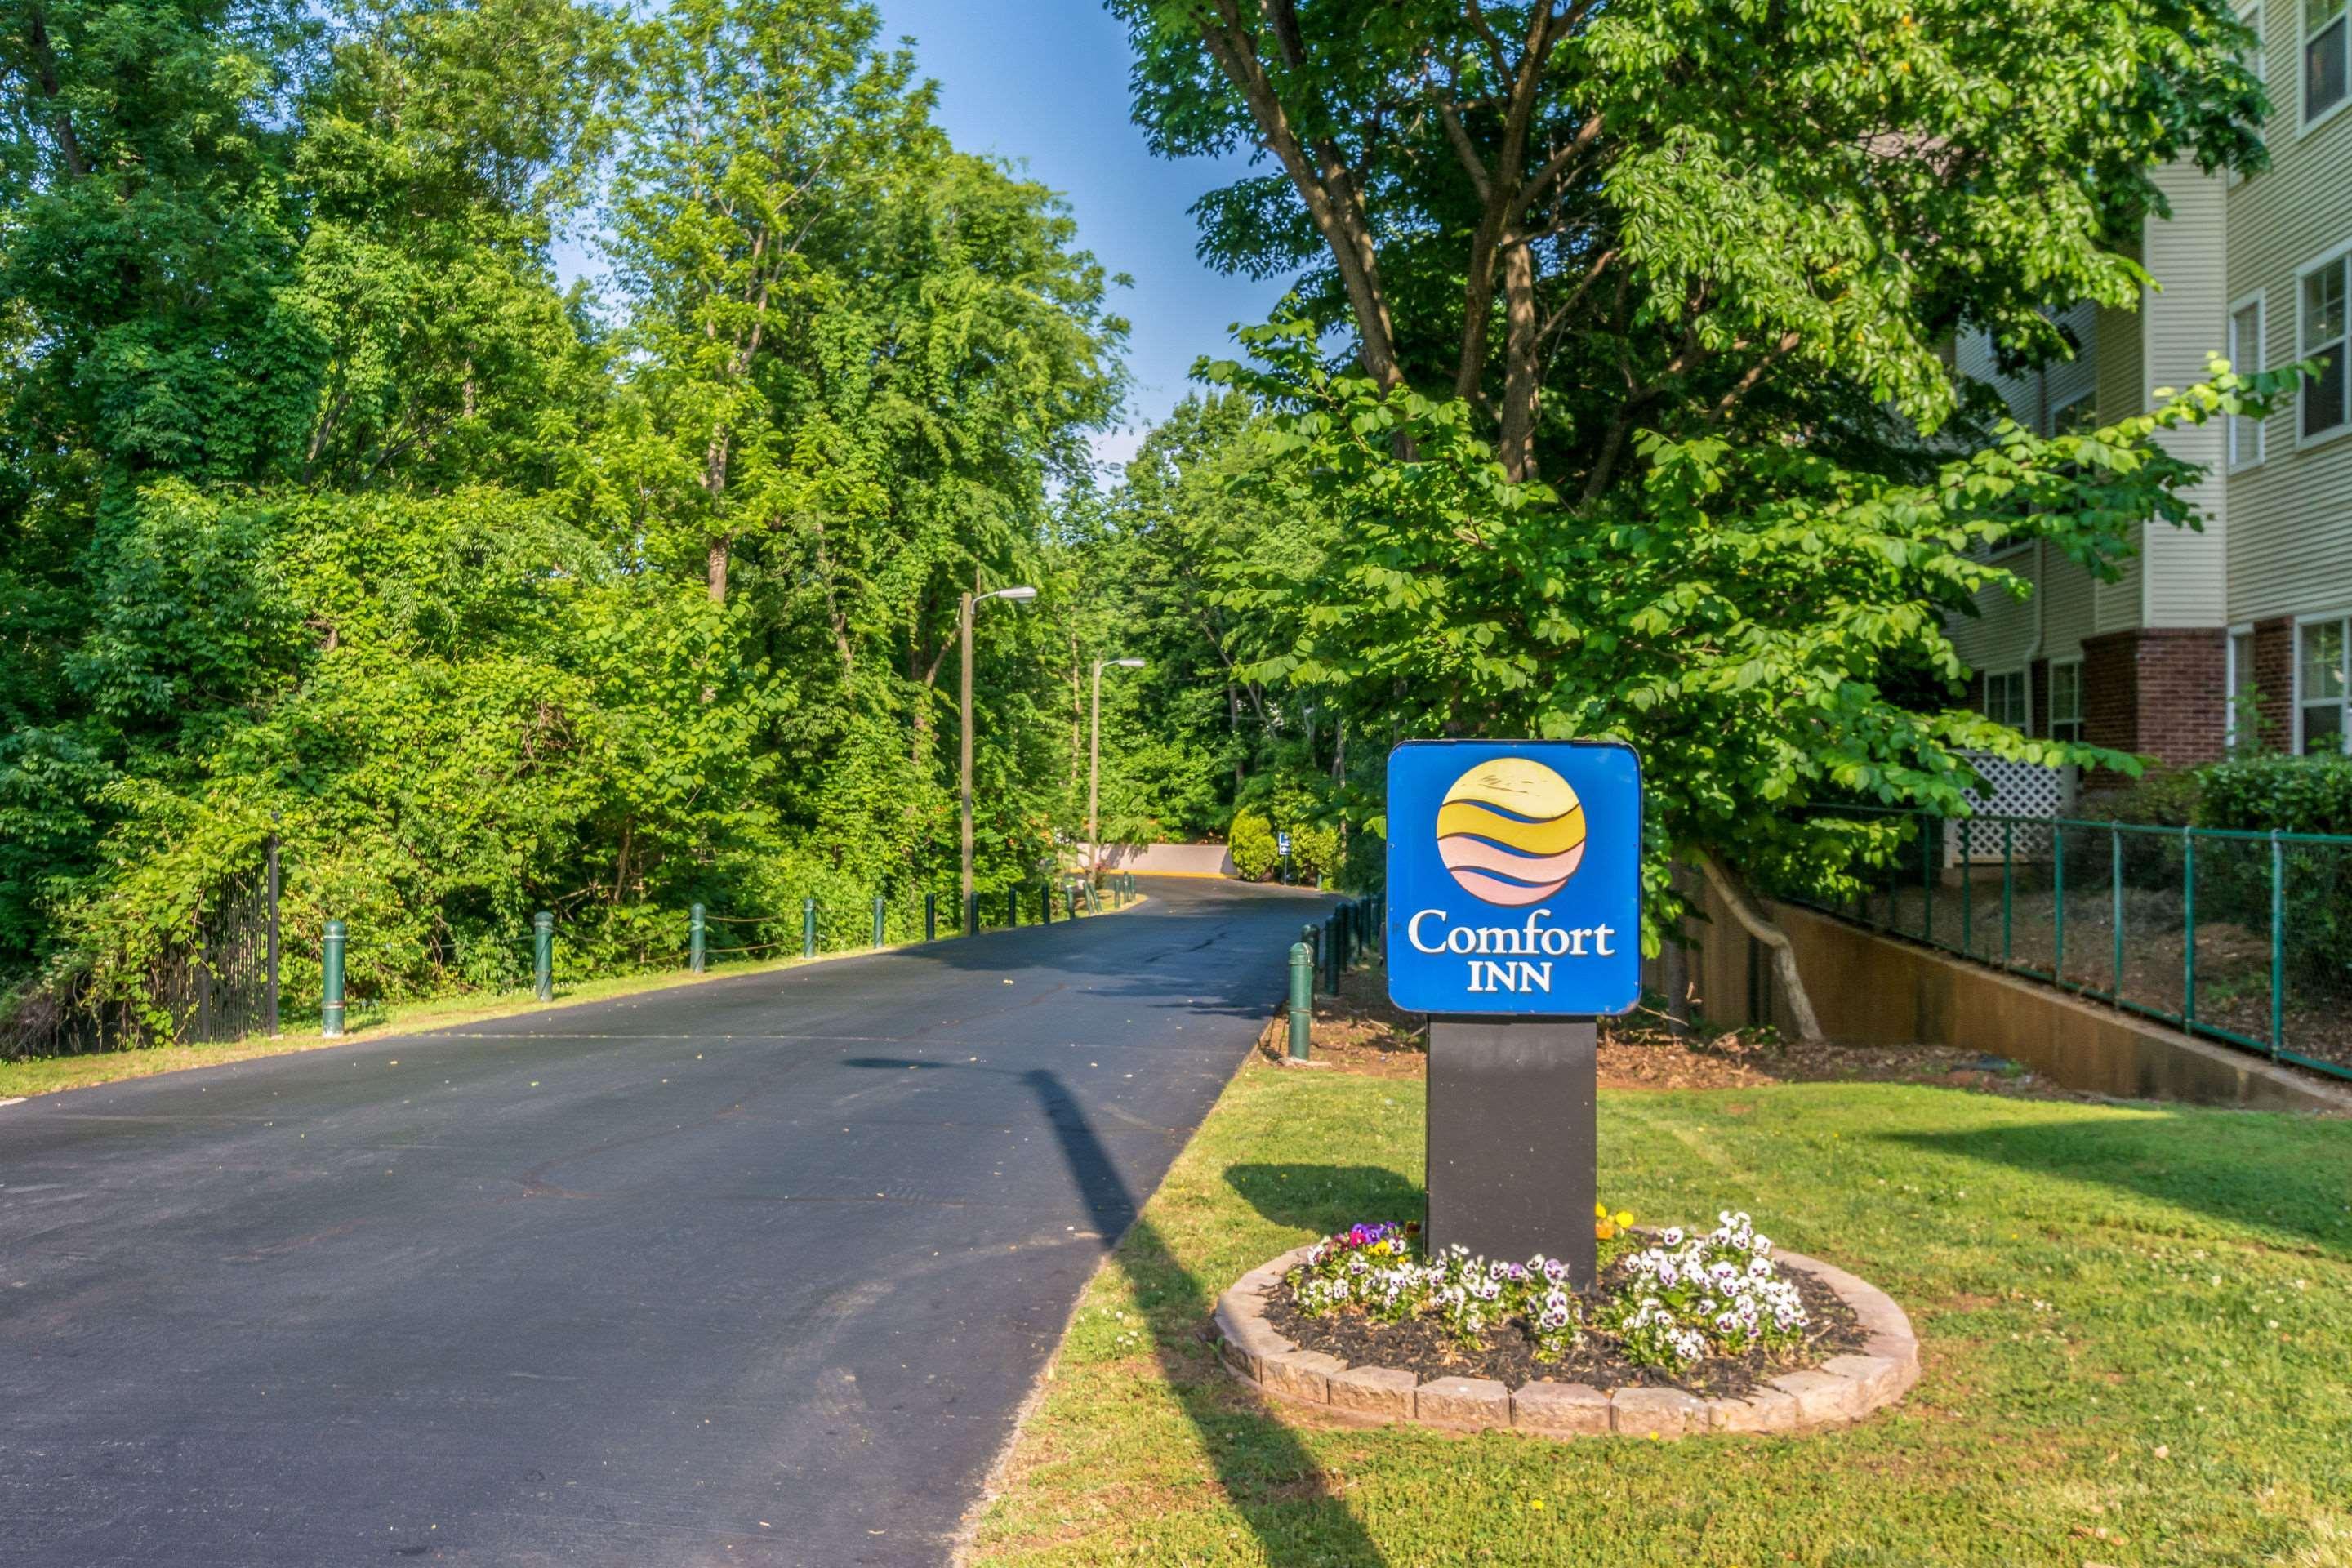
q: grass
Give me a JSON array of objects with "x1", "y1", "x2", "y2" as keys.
[
  {"x1": 1, "y1": 895, "x2": 1149, "y2": 1100},
  {"x1": 964, "y1": 1063, "x2": 2352, "y2": 1567}
]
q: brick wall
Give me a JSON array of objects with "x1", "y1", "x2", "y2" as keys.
[{"x1": 2078, "y1": 627, "x2": 2229, "y2": 776}]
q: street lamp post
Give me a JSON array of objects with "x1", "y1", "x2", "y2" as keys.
[
  {"x1": 960, "y1": 581, "x2": 1037, "y2": 929},
  {"x1": 1089, "y1": 657, "x2": 1145, "y2": 876}
]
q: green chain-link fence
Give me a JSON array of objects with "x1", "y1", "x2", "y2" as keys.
[{"x1": 1789, "y1": 808, "x2": 2352, "y2": 1083}]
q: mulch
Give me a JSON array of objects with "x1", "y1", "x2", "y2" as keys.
[
  {"x1": 1262, "y1": 1248, "x2": 1865, "y2": 1398},
  {"x1": 1254, "y1": 969, "x2": 2107, "y2": 1102}
]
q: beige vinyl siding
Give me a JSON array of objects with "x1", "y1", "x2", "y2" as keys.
[
  {"x1": 1948, "y1": 547, "x2": 2104, "y2": 682},
  {"x1": 1947, "y1": 303, "x2": 2118, "y2": 675},
  {"x1": 2224, "y1": 18, "x2": 2352, "y2": 623},
  {"x1": 2140, "y1": 164, "x2": 2232, "y2": 628}
]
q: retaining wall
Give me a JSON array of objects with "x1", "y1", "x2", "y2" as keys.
[
  {"x1": 1092, "y1": 842, "x2": 1237, "y2": 878},
  {"x1": 1671, "y1": 882, "x2": 2351, "y2": 1115}
]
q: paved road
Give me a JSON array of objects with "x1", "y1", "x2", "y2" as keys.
[{"x1": 0, "y1": 877, "x2": 1327, "y2": 1567}]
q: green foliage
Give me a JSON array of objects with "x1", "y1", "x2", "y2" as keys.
[
  {"x1": 1207, "y1": 320, "x2": 2296, "y2": 947},
  {"x1": 2198, "y1": 754, "x2": 2352, "y2": 837},
  {"x1": 1287, "y1": 822, "x2": 1339, "y2": 885},
  {"x1": 1, "y1": 0, "x2": 1129, "y2": 1042},
  {"x1": 2078, "y1": 768, "x2": 2207, "y2": 828},
  {"x1": 1227, "y1": 809, "x2": 1278, "y2": 881},
  {"x1": 1062, "y1": 393, "x2": 1335, "y2": 844}
]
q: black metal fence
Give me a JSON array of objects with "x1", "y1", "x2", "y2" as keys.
[
  {"x1": 1792, "y1": 808, "x2": 2352, "y2": 1083},
  {"x1": 1, "y1": 845, "x2": 280, "y2": 1060}
]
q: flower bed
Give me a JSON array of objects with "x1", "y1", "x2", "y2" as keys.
[
  {"x1": 1214, "y1": 1213, "x2": 1921, "y2": 1438},
  {"x1": 1268, "y1": 1212, "x2": 1859, "y2": 1399}
]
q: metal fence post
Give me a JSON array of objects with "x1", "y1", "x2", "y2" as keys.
[
  {"x1": 2053, "y1": 824, "x2": 2067, "y2": 984},
  {"x1": 1303, "y1": 922, "x2": 1321, "y2": 996},
  {"x1": 1959, "y1": 819, "x2": 1972, "y2": 957},
  {"x1": 1288, "y1": 942, "x2": 1313, "y2": 1060},
  {"x1": 2002, "y1": 819, "x2": 2015, "y2": 969},
  {"x1": 265, "y1": 829, "x2": 282, "y2": 1037},
  {"x1": 321, "y1": 919, "x2": 346, "y2": 1038},
  {"x1": 1921, "y1": 813, "x2": 1934, "y2": 945},
  {"x1": 690, "y1": 903, "x2": 706, "y2": 973},
  {"x1": 2110, "y1": 827, "x2": 2125, "y2": 1004},
  {"x1": 1067, "y1": 882, "x2": 1079, "y2": 921},
  {"x1": 532, "y1": 911, "x2": 553, "y2": 1001},
  {"x1": 925, "y1": 891, "x2": 938, "y2": 942},
  {"x1": 803, "y1": 897, "x2": 817, "y2": 959},
  {"x1": 2181, "y1": 827, "x2": 2196, "y2": 1028},
  {"x1": 872, "y1": 893, "x2": 886, "y2": 949},
  {"x1": 2270, "y1": 831, "x2": 2285, "y2": 1058}
]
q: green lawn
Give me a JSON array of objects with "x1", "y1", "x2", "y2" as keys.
[{"x1": 966, "y1": 1064, "x2": 2352, "y2": 1567}]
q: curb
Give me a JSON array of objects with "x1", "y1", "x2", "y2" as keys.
[{"x1": 1214, "y1": 1244, "x2": 1920, "y2": 1439}]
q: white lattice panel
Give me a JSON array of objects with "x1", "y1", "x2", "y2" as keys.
[{"x1": 1944, "y1": 754, "x2": 2074, "y2": 864}]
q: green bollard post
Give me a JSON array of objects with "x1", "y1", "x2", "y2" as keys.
[
  {"x1": 533, "y1": 911, "x2": 553, "y2": 1002},
  {"x1": 1007, "y1": 887, "x2": 1018, "y2": 929},
  {"x1": 1067, "y1": 882, "x2": 1079, "y2": 921},
  {"x1": 1288, "y1": 942, "x2": 1312, "y2": 1061},
  {"x1": 803, "y1": 897, "x2": 817, "y2": 959},
  {"x1": 321, "y1": 919, "x2": 347, "y2": 1038},
  {"x1": 1040, "y1": 884, "x2": 1052, "y2": 924},
  {"x1": 872, "y1": 893, "x2": 886, "y2": 949},
  {"x1": 690, "y1": 903, "x2": 706, "y2": 974},
  {"x1": 1325, "y1": 913, "x2": 1341, "y2": 994},
  {"x1": 965, "y1": 890, "x2": 979, "y2": 937},
  {"x1": 925, "y1": 892, "x2": 938, "y2": 942}
]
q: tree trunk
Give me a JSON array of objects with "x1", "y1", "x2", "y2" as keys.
[
  {"x1": 1499, "y1": 240, "x2": 1542, "y2": 482},
  {"x1": 706, "y1": 535, "x2": 729, "y2": 604},
  {"x1": 1694, "y1": 852, "x2": 1824, "y2": 1042}
]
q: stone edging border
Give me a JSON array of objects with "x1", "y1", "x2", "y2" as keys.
[{"x1": 1213, "y1": 1244, "x2": 1919, "y2": 1438}]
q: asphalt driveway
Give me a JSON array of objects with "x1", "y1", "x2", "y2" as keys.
[{"x1": 0, "y1": 876, "x2": 1326, "y2": 1566}]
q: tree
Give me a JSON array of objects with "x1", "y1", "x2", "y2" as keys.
[
  {"x1": 1116, "y1": 0, "x2": 2270, "y2": 1031},
  {"x1": 1212, "y1": 327, "x2": 2292, "y2": 1034},
  {"x1": 1117, "y1": 0, "x2": 2262, "y2": 481}
]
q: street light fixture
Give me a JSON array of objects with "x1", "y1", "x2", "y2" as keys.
[
  {"x1": 961, "y1": 581, "x2": 1038, "y2": 930},
  {"x1": 1089, "y1": 657, "x2": 1146, "y2": 877}
]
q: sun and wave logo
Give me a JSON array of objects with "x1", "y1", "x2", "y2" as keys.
[{"x1": 1436, "y1": 757, "x2": 1587, "y2": 907}]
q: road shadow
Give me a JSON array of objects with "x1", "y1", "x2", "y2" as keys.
[
  {"x1": 1223, "y1": 1162, "x2": 1427, "y2": 1236},
  {"x1": 1882, "y1": 1110, "x2": 2352, "y2": 1258},
  {"x1": 844, "y1": 1057, "x2": 1386, "y2": 1566},
  {"x1": 882, "y1": 876, "x2": 1340, "y2": 1029}
]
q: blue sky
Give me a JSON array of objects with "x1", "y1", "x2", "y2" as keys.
[{"x1": 876, "y1": 0, "x2": 1291, "y2": 470}]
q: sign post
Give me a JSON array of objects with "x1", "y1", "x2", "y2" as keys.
[{"x1": 1386, "y1": 741, "x2": 1642, "y2": 1290}]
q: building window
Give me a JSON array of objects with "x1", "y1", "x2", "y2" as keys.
[
  {"x1": 2229, "y1": 626, "x2": 2258, "y2": 748},
  {"x1": 2049, "y1": 393, "x2": 2098, "y2": 437},
  {"x1": 2299, "y1": 616, "x2": 2349, "y2": 753},
  {"x1": 2048, "y1": 660, "x2": 2083, "y2": 742},
  {"x1": 2303, "y1": 255, "x2": 2349, "y2": 439},
  {"x1": 2312, "y1": 0, "x2": 2350, "y2": 121},
  {"x1": 2247, "y1": 1, "x2": 2270, "y2": 83},
  {"x1": 1985, "y1": 669, "x2": 2030, "y2": 730},
  {"x1": 2230, "y1": 296, "x2": 2266, "y2": 465}
]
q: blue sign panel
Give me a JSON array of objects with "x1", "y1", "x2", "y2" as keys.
[{"x1": 1385, "y1": 740, "x2": 1642, "y2": 1017}]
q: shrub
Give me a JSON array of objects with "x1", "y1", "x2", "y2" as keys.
[
  {"x1": 1228, "y1": 809, "x2": 1279, "y2": 880},
  {"x1": 1288, "y1": 821, "x2": 1340, "y2": 883},
  {"x1": 2078, "y1": 768, "x2": 2204, "y2": 828},
  {"x1": 2197, "y1": 753, "x2": 2352, "y2": 836}
]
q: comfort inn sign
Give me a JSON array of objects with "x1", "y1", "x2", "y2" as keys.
[{"x1": 1384, "y1": 741, "x2": 1642, "y2": 1017}]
